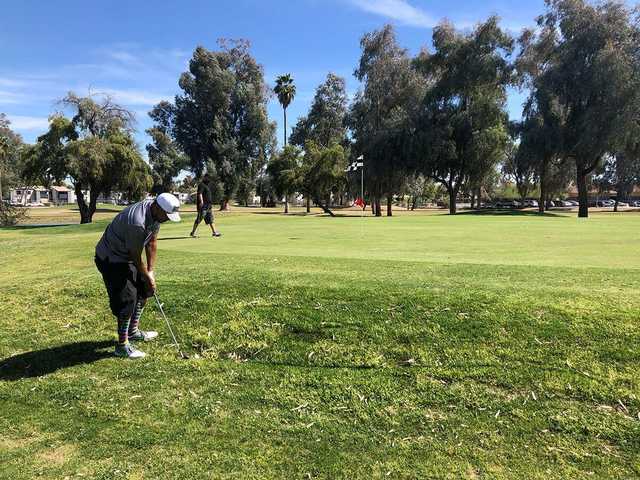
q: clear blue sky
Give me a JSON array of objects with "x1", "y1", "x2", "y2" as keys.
[{"x1": 1, "y1": 0, "x2": 554, "y2": 150}]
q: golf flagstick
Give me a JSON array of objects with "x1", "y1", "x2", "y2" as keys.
[{"x1": 154, "y1": 292, "x2": 188, "y2": 359}]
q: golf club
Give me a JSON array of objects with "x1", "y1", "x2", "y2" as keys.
[{"x1": 154, "y1": 292, "x2": 189, "y2": 359}]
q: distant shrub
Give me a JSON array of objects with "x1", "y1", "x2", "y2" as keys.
[{"x1": 0, "y1": 201, "x2": 28, "y2": 226}]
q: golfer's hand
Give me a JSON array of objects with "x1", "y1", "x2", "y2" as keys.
[{"x1": 145, "y1": 271, "x2": 157, "y2": 294}]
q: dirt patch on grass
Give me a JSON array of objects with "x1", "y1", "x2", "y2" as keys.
[
  {"x1": 0, "y1": 436, "x2": 36, "y2": 450},
  {"x1": 37, "y1": 443, "x2": 77, "y2": 465}
]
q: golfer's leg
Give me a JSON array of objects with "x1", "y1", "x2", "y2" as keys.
[
  {"x1": 97, "y1": 259, "x2": 134, "y2": 345},
  {"x1": 115, "y1": 274, "x2": 137, "y2": 346},
  {"x1": 117, "y1": 315, "x2": 131, "y2": 344},
  {"x1": 191, "y1": 211, "x2": 202, "y2": 235},
  {"x1": 128, "y1": 271, "x2": 158, "y2": 342},
  {"x1": 128, "y1": 296, "x2": 146, "y2": 336}
]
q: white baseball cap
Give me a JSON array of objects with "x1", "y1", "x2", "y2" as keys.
[{"x1": 156, "y1": 193, "x2": 181, "y2": 222}]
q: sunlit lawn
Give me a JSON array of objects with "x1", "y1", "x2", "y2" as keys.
[{"x1": 1, "y1": 210, "x2": 639, "y2": 479}]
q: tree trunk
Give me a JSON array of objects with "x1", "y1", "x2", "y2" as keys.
[
  {"x1": 375, "y1": 197, "x2": 382, "y2": 217},
  {"x1": 315, "y1": 199, "x2": 335, "y2": 216},
  {"x1": 283, "y1": 107, "x2": 287, "y2": 146},
  {"x1": 0, "y1": 165, "x2": 3, "y2": 201},
  {"x1": 220, "y1": 199, "x2": 230, "y2": 211},
  {"x1": 284, "y1": 195, "x2": 289, "y2": 214},
  {"x1": 386, "y1": 195, "x2": 392, "y2": 216},
  {"x1": 538, "y1": 159, "x2": 547, "y2": 214},
  {"x1": 75, "y1": 184, "x2": 94, "y2": 224},
  {"x1": 470, "y1": 193, "x2": 475, "y2": 210},
  {"x1": 448, "y1": 187, "x2": 457, "y2": 215},
  {"x1": 306, "y1": 196, "x2": 310, "y2": 213},
  {"x1": 576, "y1": 169, "x2": 589, "y2": 218},
  {"x1": 371, "y1": 201, "x2": 375, "y2": 214},
  {"x1": 475, "y1": 187, "x2": 482, "y2": 209},
  {"x1": 614, "y1": 197, "x2": 619, "y2": 213}
]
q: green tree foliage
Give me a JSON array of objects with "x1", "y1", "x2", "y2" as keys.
[
  {"x1": 22, "y1": 93, "x2": 151, "y2": 223},
  {"x1": 518, "y1": 0, "x2": 640, "y2": 217},
  {"x1": 412, "y1": 17, "x2": 514, "y2": 214},
  {"x1": 274, "y1": 74, "x2": 296, "y2": 146},
  {"x1": 167, "y1": 41, "x2": 275, "y2": 209},
  {"x1": 403, "y1": 174, "x2": 439, "y2": 210},
  {"x1": 595, "y1": 146, "x2": 640, "y2": 211},
  {"x1": 349, "y1": 25, "x2": 423, "y2": 217},
  {"x1": 146, "y1": 101, "x2": 187, "y2": 194},
  {"x1": 290, "y1": 73, "x2": 349, "y2": 148},
  {"x1": 0, "y1": 114, "x2": 24, "y2": 201},
  {"x1": 503, "y1": 124, "x2": 538, "y2": 201},
  {"x1": 266, "y1": 145, "x2": 302, "y2": 213},
  {"x1": 301, "y1": 142, "x2": 347, "y2": 217}
]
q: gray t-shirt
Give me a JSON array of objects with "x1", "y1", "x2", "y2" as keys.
[{"x1": 95, "y1": 200, "x2": 160, "y2": 263}]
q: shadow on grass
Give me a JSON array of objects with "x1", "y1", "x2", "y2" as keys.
[
  {"x1": 458, "y1": 209, "x2": 565, "y2": 218},
  {"x1": 5, "y1": 224, "x2": 75, "y2": 229},
  {"x1": 0, "y1": 340, "x2": 114, "y2": 381},
  {"x1": 249, "y1": 211, "x2": 317, "y2": 216},
  {"x1": 158, "y1": 236, "x2": 195, "y2": 241},
  {"x1": 68, "y1": 207, "x2": 121, "y2": 213}
]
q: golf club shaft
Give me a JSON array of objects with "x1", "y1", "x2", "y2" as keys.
[{"x1": 154, "y1": 292, "x2": 183, "y2": 355}]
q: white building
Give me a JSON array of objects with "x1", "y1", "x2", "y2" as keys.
[{"x1": 10, "y1": 186, "x2": 78, "y2": 206}]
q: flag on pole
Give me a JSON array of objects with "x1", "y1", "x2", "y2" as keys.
[
  {"x1": 354, "y1": 197, "x2": 365, "y2": 209},
  {"x1": 345, "y1": 160, "x2": 364, "y2": 172}
]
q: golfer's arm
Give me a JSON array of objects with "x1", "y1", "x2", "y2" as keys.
[
  {"x1": 145, "y1": 234, "x2": 158, "y2": 273},
  {"x1": 197, "y1": 193, "x2": 203, "y2": 209},
  {"x1": 129, "y1": 248, "x2": 148, "y2": 276}
]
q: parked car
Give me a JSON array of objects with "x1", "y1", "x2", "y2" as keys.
[
  {"x1": 596, "y1": 200, "x2": 614, "y2": 207},
  {"x1": 566, "y1": 200, "x2": 579, "y2": 207},
  {"x1": 613, "y1": 200, "x2": 629, "y2": 207},
  {"x1": 521, "y1": 199, "x2": 539, "y2": 208},
  {"x1": 546, "y1": 200, "x2": 556, "y2": 208},
  {"x1": 629, "y1": 200, "x2": 640, "y2": 207},
  {"x1": 495, "y1": 200, "x2": 517, "y2": 208}
]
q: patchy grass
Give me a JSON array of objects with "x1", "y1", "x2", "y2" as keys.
[{"x1": 1, "y1": 210, "x2": 639, "y2": 479}]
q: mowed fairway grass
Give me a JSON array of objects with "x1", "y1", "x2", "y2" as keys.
[{"x1": 1, "y1": 210, "x2": 639, "y2": 479}]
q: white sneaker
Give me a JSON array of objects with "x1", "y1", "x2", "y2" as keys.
[
  {"x1": 114, "y1": 343, "x2": 146, "y2": 359},
  {"x1": 128, "y1": 330, "x2": 159, "y2": 342}
]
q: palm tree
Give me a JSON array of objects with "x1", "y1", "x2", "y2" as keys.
[{"x1": 274, "y1": 74, "x2": 296, "y2": 146}]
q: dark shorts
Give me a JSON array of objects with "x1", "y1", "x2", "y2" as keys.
[
  {"x1": 95, "y1": 256, "x2": 153, "y2": 319},
  {"x1": 196, "y1": 204, "x2": 214, "y2": 225}
]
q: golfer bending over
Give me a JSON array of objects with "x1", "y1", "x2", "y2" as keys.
[
  {"x1": 190, "y1": 173, "x2": 222, "y2": 238},
  {"x1": 95, "y1": 193, "x2": 181, "y2": 359}
]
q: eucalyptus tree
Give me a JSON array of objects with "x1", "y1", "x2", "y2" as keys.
[
  {"x1": 349, "y1": 24, "x2": 423, "y2": 216},
  {"x1": 412, "y1": 17, "x2": 514, "y2": 214},
  {"x1": 290, "y1": 73, "x2": 349, "y2": 149},
  {"x1": 0, "y1": 114, "x2": 24, "y2": 201},
  {"x1": 503, "y1": 123, "x2": 538, "y2": 202},
  {"x1": 518, "y1": 0, "x2": 640, "y2": 217},
  {"x1": 266, "y1": 145, "x2": 302, "y2": 213},
  {"x1": 146, "y1": 102, "x2": 187, "y2": 194},
  {"x1": 300, "y1": 141, "x2": 347, "y2": 217},
  {"x1": 165, "y1": 41, "x2": 274, "y2": 210}
]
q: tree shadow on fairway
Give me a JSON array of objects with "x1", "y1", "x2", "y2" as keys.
[
  {"x1": 458, "y1": 209, "x2": 564, "y2": 218},
  {"x1": 249, "y1": 211, "x2": 317, "y2": 216},
  {"x1": 157, "y1": 236, "x2": 194, "y2": 241},
  {"x1": 0, "y1": 340, "x2": 114, "y2": 381}
]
